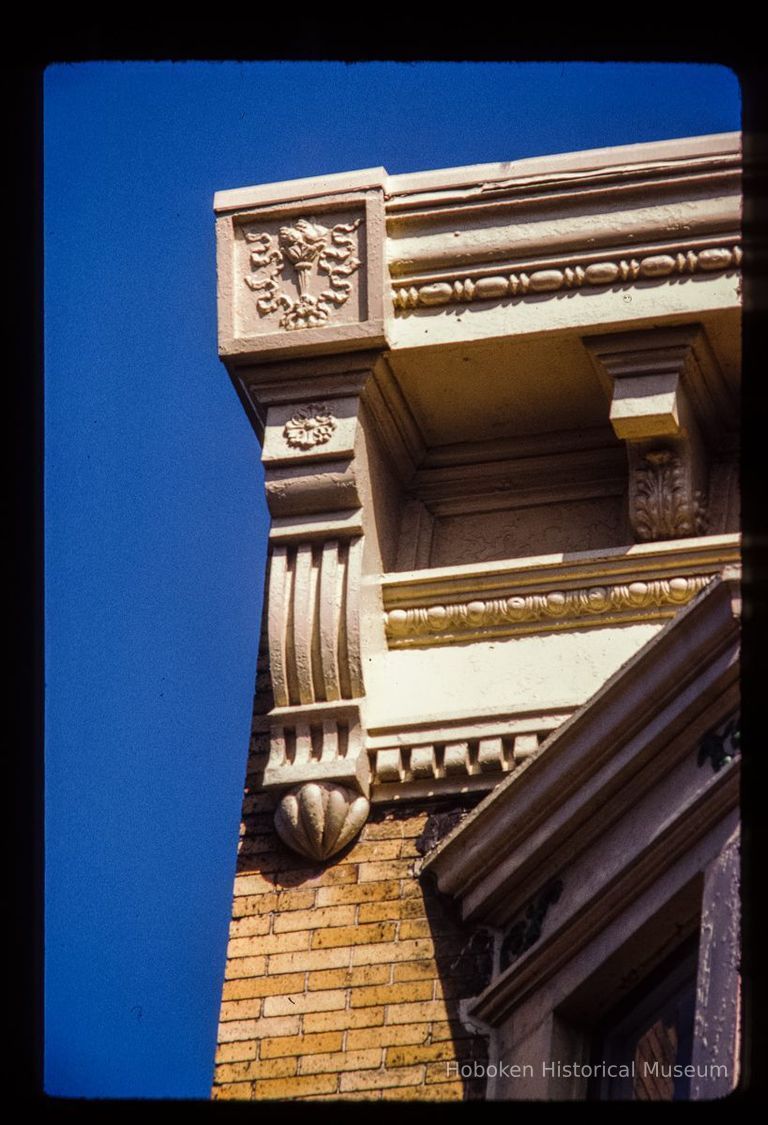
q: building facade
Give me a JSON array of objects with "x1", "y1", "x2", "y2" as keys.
[{"x1": 211, "y1": 133, "x2": 741, "y2": 1101}]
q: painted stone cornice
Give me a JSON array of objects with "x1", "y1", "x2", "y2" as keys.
[
  {"x1": 386, "y1": 135, "x2": 740, "y2": 317},
  {"x1": 383, "y1": 535, "x2": 740, "y2": 648},
  {"x1": 215, "y1": 134, "x2": 740, "y2": 366}
]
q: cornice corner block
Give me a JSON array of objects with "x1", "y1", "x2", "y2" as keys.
[
  {"x1": 215, "y1": 170, "x2": 389, "y2": 364},
  {"x1": 584, "y1": 326, "x2": 737, "y2": 543}
]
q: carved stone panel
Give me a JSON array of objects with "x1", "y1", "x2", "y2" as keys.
[{"x1": 237, "y1": 210, "x2": 366, "y2": 336}]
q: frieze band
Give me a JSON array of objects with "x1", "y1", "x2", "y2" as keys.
[
  {"x1": 385, "y1": 574, "x2": 712, "y2": 646},
  {"x1": 391, "y1": 244, "x2": 741, "y2": 312}
]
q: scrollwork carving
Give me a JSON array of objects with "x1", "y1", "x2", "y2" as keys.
[{"x1": 244, "y1": 217, "x2": 362, "y2": 330}]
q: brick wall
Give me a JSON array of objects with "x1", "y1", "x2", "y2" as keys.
[{"x1": 212, "y1": 765, "x2": 492, "y2": 1101}]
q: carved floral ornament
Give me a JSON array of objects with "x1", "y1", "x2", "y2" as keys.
[
  {"x1": 244, "y1": 216, "x2": 362, "y2": 330},
  {"x1": 282, "y1": 403, "x2": 337, "y2": 450}
]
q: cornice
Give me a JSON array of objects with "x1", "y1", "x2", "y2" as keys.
[
  {"x1": 384, "y1": 133, "x2": 740, "y2": 205},
  {"x1": 383, "y1": 535, "x2": 740, "y2": 647}
]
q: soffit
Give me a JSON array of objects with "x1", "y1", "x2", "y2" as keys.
[{"x1": 386, "y1": 306, "x2": 739, "y2": 451}]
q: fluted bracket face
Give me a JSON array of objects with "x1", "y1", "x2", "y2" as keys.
[{"x1": 274, "y1": 781, "x2": 370, "y2": 861}]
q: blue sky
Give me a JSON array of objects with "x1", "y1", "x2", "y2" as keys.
[{"x1": 44, "y1": 61, "x2": 740, "y2": 1098}]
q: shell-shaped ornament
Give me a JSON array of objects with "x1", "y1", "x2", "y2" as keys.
[{"x1": 274, "y1": 781, "x2": 370, "y2": 861}]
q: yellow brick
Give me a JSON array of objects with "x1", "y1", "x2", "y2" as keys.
[
  {"x1": 425, "y1": 1061, "x2": 469, "y2": 1084},
  {"x1": 316, "y1": 880, "x2": 400, "y2": 906},
  {"x1": 384, "y1": 1081, "x2": 464, "y2": 1101},
  {"x1": 350, "y1": 981, "x2": 433, "y2": 1008},
  {"x1": 302, "y1": 1006, "x2": 385, "y2": 1033},
  {"x1": 398, "y1": 920, "x2": 432, "y2": 940},
  {"x1": 339, "y1": 1064, "x2": 425, "y2": 1092},
  {"x1": 273, "y1": 905, "x2": 356, "y2": 933},
  {"x1": 212, "y1": 1081, "x2": 253, "y2": 1100},
  {"x1": 359, "y1": 895, "x2": 427, "y2": 922},
  {"x1": 227, "y1": 930, "x2": 309, "y2": 958},
  {"x1": 398, "y1": 837, "x2": 424, "y2": 859},
  {"x1": 267, "y1": 946, "x2": 350, "y2": 975},
  {"x1": 398, "y1": 816, "x2": 428, "y2": 838},
  {"x1": 276, "y1": 888, "x2": 317, "y2": 911},
  {"x1": 233, "y1": 874, "x2": 276, "y2": 897},
  {"x1": 230, "y1": 884, "x2": 314, "y2": 918},
  {"x1": 386, "y1": 1041, "x2": 458, "y2": 1067},
  {"x1": 392, "y1": 960, "x2": 439, "y2": 982},
  {"x1": 307, "y1": 964, "x2": 389, "y2": 991},
  {"x1": 357, "y1": 901, "x2": 407, "y2": 923},
  {"x1": 260, "y1": 1031, "x2": 343, "y2": 1059},
  {"x1": 219, "y1": 997, "x2": 262, "y2": 1021},
  {"x1": 228, "y1": 914, "x2": 272, "y2": 939},
  {"x1": 336, "y1": 839, "x2": 401, "y2": 863},
  {"x1": 262, "y1": 989, "x2": 347, "y2": 1017},
  {"x1": 217, "y1": 1014, "x2": 300, "y2": 1042},
  {"x1": 232, "y1": 893, "x2": 278, "y2": 918},
  {"x1": 224, "y1": 955, "x2": 267, "y2": 980},
  {"x1": 252, "y1": 1073, "x2": 339, "y2": 1100},
  {"x1": 347, "y1": 1024, "x2": 431, "y2": 1051},
  {"x1": 350, "y1": 938, "x2": 435, "y2": 966},
  {"x1": 299, "y1": 1048, "x2": 382, "y2": 1075},
  {"x1": 311, "y1": 922, "x2": 397, "y2": 949},
  {"x1": 215, "y1": 1041, "x2": 257, "y2": 1064},
  {"x1": 357, "y1": 860, "x2": 414, "y2": 882},
  {"x1": 222, "y1": 972, "x2": 305, "y2": 1001},
  {"x1": 299, "y1": 865, "x2": 358, "y2": 887},
  {"x1": 308, "y1": 1090, "x2": 383, "y2": 1101},
  {"x1": 215, "y1": 1056, "x2": 297, "y2": 1084},
  {"x1": 360, "y1": 821, "x2": 404, "y2": 840},
  {"x1": 385, "y1": 1000, "x2": 452, "y2": 1025}
]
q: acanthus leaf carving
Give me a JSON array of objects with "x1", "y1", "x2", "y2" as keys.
[
  {"x1": 245, "y1": 217, "x2": 362, "y2": 331},
  {"x1": 632, "y1": 448, "x2": 708, "y2": 542}
]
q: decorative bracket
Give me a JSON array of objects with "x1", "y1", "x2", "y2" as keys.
[
  {"x1": 234, "y1": 351, "x2": 403, "y2": 854},
  {"x1": 584, "y1": 326, "x2": 734, "y2": 543}
]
